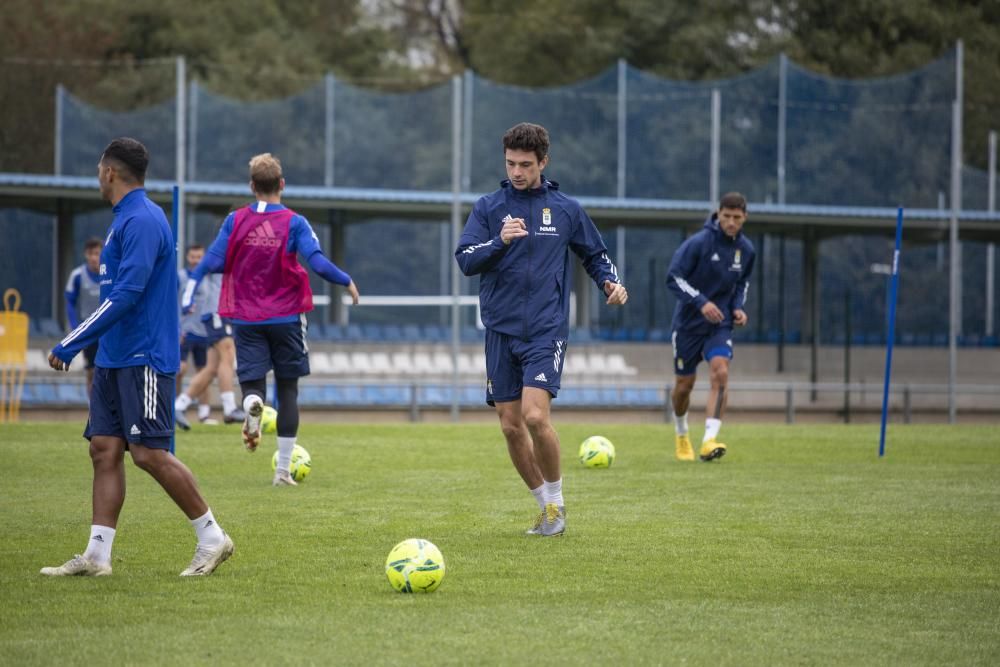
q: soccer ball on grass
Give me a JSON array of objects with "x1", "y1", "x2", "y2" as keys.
[
  {"x1": 260, "y1": 405, "x2": 278, "y2": 434},
  {"x1": 385, "y1": 538, "x2": 445, "y2": 593},
  {"x1": 270, "y1": 444, "x2": 312, "y2": 482},
  {"x1": 579, "y1": 435, "x2": 615, "y2": 468}
]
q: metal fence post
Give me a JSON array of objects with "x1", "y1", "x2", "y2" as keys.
[
  {"x1": 449, "y1": 74, "x2": 463, "y2": 422},
  {"x1": 175, "y1": 56, "x2": 186, "y2": 270},
  {"x1": 785, "y1": 384, "x2": 795, "y2": 424},
  {"x1": 903, "y1": 385, "x2": 912, "y2": 424},
  {"x1": 410, "y1": 383, "x2": 420, "y2": 422}
]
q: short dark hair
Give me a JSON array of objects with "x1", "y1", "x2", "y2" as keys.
[
  {"x1": 186, "y1": 244, "x2": 204, "y2": 254},
  {"x1": 101, "y1": 137, "x2": 148, "y2": 183},
  {"x1": 502, "y1": 123, "x2": 549, "y2": 163},
  {"x1": 719, "y1": 191, "x2": 747, "y2": 212},
  {"x1": 83, "y1": 237, "x2": 103, "y2": 252}
]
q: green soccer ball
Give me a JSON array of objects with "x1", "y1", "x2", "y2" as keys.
[
  {"x1": 271, "y1": 444, "x2": 312, "y2": 482},
  {"x1": 579, "y1": 435, "x2": 616, "y2": 468},
  {"x1": 385, "y1": 538, "x2": 445, "y2": 593},
  {"x1": 260, "y1": 406, "x2": 278, "y2": 434}
]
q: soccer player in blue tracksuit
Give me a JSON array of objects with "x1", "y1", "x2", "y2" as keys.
[
  {"x1": 42, "y1": 138, "x2": 234, "y2": 577},
  {"x1": 64, "y1": 237, "x2": 103, "y2": 399},
  {"x1": 666, "y1": 192, "x2": 755, "y2": 462},
  {"x1": 456, "y1": 122, "x2": 628, "y2": 537}
]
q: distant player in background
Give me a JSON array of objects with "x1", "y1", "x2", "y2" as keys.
[
  {"x1": 667, "y1": 192, "x2": 756, "y2": 462},
  {"x1": 64, "y1": 237, "x2": 103, "y2": 399},
  {"x1": 183, "y1": 153, "x2": 360, "y2": 486},
  {"x1": 175, "y1": 264, "x2": 244, "y2": 428},
  {"x1": 43, "y1": 137, "x2": 233, "y2": 577},
  {"x1": 177, "y1": 245, "x2": 212, "y2": 421},
  {"x1": 456, "y1": 122, "x2": 628, "y2": 537}
]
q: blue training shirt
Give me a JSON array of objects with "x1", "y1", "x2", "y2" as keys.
[{"x1": 53, "y1": 188, "x2": 180, "y2": 374}]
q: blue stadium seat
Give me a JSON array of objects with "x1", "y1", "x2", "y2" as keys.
[
  {"x1": 931, "y1": 333, "x2": 948, "y2": 346},
  {"x1": 382, "y1": 325, "x2": 404, "y2": 342},
  {"x1": 647, "y1": 328, "x2": 668, "y2": 343},
  {"x1": 402, "y1": 324, "x2": 422, "y2": 341},
  {"x1": 569, "y1": 328, "x2": 593, "y2": 344},
  {"x1": 56, "y1": 383, "x2": 87, "y2": 404},
  {"x1": 460, "y1": 385, "x2": 482, "y2": 405},
  {"x1": 298, "y1": 385, "x2": 326, "y2": 406},
  {"x1": 461, "y1": 326, "x2": 484, "y2": 343},
  {"x1": 982, "y1": 335, "x2": 998, "y2": 347},
  {"x1": 344, "y1": 324, "x2": 364, "y2": 341},
  {"x1": 422, "y1": 324, "x2": 448, "y2": 342},
  {"x1": 325, "y1": 324, "x2": 346, "y2": 341}
]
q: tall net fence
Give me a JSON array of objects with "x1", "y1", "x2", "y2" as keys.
[{"x1": 2, "y1": 52, "x2": 996, "y2": 342}]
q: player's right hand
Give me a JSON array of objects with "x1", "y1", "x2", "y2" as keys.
[
  {"x1": 48, "y1": 350, "x2": 70, "y2": 372},
  {"x1": 700, "y1": 301, "x2": 724, "y2": 324},
  {"x1": 500, "y1": 217, "x2": 528, "y2": 245},
  {"x1": 346, "y1": 280, "x2": 360, "y2": 305}
]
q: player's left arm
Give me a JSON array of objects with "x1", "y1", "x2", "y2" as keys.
[
  {"x1": 292, "y1": 214, "x2": 359, "y2": 304},
  {"x1": 49, "y1": 219, "x2": 155, "y2": 368},
  {"x1": 730, "y1": 248, "x2": 755, "y2": 327},
  {"x1": 569, "y1": 206, "x2": 627, "y2": 305}
]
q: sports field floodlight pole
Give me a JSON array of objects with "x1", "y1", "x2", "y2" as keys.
[{"x1": 879, "y1": 207, "x2": 904, "y2": 458}]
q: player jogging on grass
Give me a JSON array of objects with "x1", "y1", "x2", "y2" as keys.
[
  {"x1": 43, "y1": 137, "x2": 234, "y2": 577},
  {"x1": 182, "y1": 153, "x2": 360, "y2": 486},
  {"x1": 456, "y1": 122, "x2": 628, "y2": 537},
  {"x1": 667, "y1": 192, "x2": 755, "y2": 462},
  {"x1": 175, "y1": 269, "x2": 244, "y2": 429}
]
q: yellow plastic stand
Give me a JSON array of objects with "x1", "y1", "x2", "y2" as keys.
[{"x1": 0, "y1": 289, "x2": 29, "y2": 422}]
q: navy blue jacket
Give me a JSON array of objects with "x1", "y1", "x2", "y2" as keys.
[
  {"x1": 667, "y1": 214, "x2": 755, "y2": 333},
  {"x1": 456, "y1": 178, "x2": 620, "y2": 340}
]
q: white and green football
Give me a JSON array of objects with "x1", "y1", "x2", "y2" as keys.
[
  {"x1": 579, "y1": 435, "x2": 616, "y2": 468},
  {"x1": 385, "y1": 538, "x2": 445, "y2": 593}
]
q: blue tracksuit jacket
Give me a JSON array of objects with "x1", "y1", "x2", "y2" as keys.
[
  {"x1": 455, "y1": 177, "x2": 620, "y2": 340},
  {"x1": 667, "y1": 214, "x2": 756, "y2": 333}
]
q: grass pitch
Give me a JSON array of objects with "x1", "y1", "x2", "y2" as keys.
[{"x1": 1, "y1": 421, "x2": 998, "y2": 665}]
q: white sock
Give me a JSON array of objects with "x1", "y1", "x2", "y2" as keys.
[
  {"x1": 243, "y1": 394, "x2": 263, "y2": 413},
  {"x1": 704, "y1": 418, "x2": 722, "y2": 443},
  {"x1": 175, "y1": 393, "x2": 192, "y2": 412},
  {"x1": 198, "y1": 403, "x2": 211, "y2": 420},
  {"x1": 276, "y1": 437, "x2": 295, "y2": 473},
  {"x1": 221, "y1": 391, "x2": 237, "y2": 415},
  {"x1": 530, "y1": 484, "x2": 546, "y2": 511},
  {"x1": 82, "y1": 525, "x2": 115, "y2": 566},
  {"x1": 190, "y1": 509, "x2": 225, "y2": 548},
  {"x1": 674, "y1": 412, "x2": 689, "y2": 436},
  {"x1": 543, "y1": 478, "x2": 564, "y2": 507}
]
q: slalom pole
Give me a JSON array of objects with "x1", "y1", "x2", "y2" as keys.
[
  {"x1": 879, "y1": 206, "x2": 904, "y2": 457},
  {"x1": 170, "y1": 185, "x2": 179, "y2": 455}
]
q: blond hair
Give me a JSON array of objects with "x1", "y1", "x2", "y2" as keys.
[{"x1": 249, "y1": 153, "x2": 283, "y2": 194}]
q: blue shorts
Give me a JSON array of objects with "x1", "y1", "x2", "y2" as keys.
[
  {"x1": 202, "y1": 314, "x2": 233, "y2": 346},
  {"x1": 485, "y1": 329, "x2": 566, "y2": 406},
  {"x1": 672, "y1": 326, "x2": 733, "y2": 376},
  {"x1": 180, "y1": 335, "x2": 208, "y2": 368},
  {"x1": 233, "y1": 318, "x2": 310, "y2": 383},
  {"x1": 84, "y1": 365, "x2": 175, "y2": 449}
]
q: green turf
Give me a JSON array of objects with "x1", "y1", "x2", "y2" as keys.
[{"x1": 1, "y1": 422, "x2": 998, "y2": 665}]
